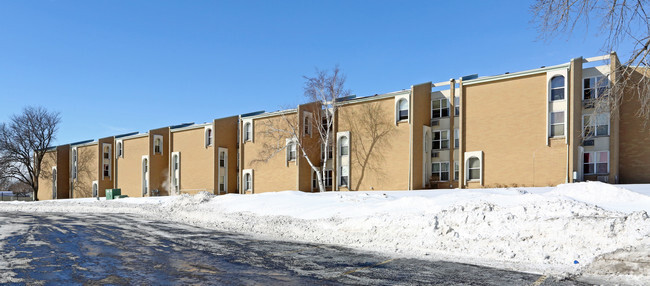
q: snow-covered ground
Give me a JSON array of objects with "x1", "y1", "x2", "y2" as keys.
[{"x1": 1, "y1": 182, "x2": 648, "y2": 284}]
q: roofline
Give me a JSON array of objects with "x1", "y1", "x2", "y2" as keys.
[
  {"x1": 114, "y1": 131, "x2": 139, "y2": 139},
  {"x1": 336, "y1": 89, "x2": 411, "y2": 106},
  {"x1": 245, "y1": 108, "x2": 298, "y2": 120},
  {"x1": 463, "y1": 63, "x2": 571, "y2": 86},
  {"x1": 171, "y1": 122, "x2": 212, "y2": 133},
  {"x1": 119, "y1": 133, "x2": 149, "y2": 140},
  {"x1": 69, "y1": 139, "x2": 96, "y2": 147},
  {"x1": 72, "y1": 141, "x2": 98, "y2": 148}
]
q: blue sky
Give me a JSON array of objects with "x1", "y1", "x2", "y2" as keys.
[{"x1": 0, "y1": 1, "x2": 634, "y2": 146}]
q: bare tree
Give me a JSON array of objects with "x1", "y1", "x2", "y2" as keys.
[
  {"x1": 0, "y1": 106, "x2": 61, "y2": 200},
  {"x1": 252, "y1": 66, "x2": 349, "y2": 192},
  {"x1": 532, "y1": 0, "x2": 650, "y2": 120}
]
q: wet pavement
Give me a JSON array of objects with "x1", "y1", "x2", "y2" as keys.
[{"x1": 0, "y1": 213, "x2": 591, "y2": 285}]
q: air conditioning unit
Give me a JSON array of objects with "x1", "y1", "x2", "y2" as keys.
[
  {"x1": 432, "y1": 152, "x2": 439, "y2": 158},
  {"x1": 597, "y1": 176, "x2": 609, "y2": 183},
  {"x1": 583, "y1": 140, "x2": 595, "y2": 146},
  {"x1": 431, "y1": 119, "x2": 439, "y2": 126}
]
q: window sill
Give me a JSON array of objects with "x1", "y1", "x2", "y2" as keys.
[
  {"x1": 432, "y1": 148, "x2": 450, "y2": 151},
  {"x1": 467, "y1": 179, "x2": 480, "y2": 182},
  {"x1": 549, "y1": 136, "x2": 565, "y2": 139},
  {"x1": 397, "y1": 119, "x2": 408, "y2": 124}
]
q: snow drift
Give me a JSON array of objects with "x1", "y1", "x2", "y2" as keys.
[{"x1": 1, "y1": 181, "x2": 648, "y2": 284}]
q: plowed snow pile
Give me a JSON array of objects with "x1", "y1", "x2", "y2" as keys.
[{"x1": 1, "y1": 182, "x2": 649, "y2": 284}]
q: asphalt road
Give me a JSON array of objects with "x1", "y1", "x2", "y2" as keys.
[{"x1": 0, "y1": 213, "x2": 591, "y2": 285}]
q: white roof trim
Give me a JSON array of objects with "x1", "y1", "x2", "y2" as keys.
[
  {"x1": 171, "y1": 122, "x2": 212, "y2": 133},
  {"x1": 120, "y1": 133, "x2": 149, "y2": 140},
  {"x1": 245, "y1": 109, "x2": 298, "y2": 120},
  {"x1": 463, "y1": 63, "x2": 570, "y2": 86},
  {"x1": 584, "y1": 54, "x2": 610, "y2": 63},
  {"x1": 336, "y1": 90, "x2": 410, "y2": 106}
]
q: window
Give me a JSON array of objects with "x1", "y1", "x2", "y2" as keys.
[
  {"x1": 116, "y1": 141, "x2": 123, "y2": 158},
  {"x1": 303, "y1": 112, "x2": 313, "y2": 136},
  {"x1": 398, "y1": 99, "x2": 409, "y2": 121},
  {"x1": 432, "y1": 98, "x2": 450, "y2": 118},
  {"x1": 52, "y1": 167, "x2": 57, "y2": 200},
  {"x1": 550, "y1": 76, "x2": 565, "y2": 101},
  {"x1": 340, "y1": 166, "x2": 349, "y2": 186},
  {"x1": 287, "y1": 141, "x2": 297, "y2": 161},
  {"x1": 171, "y1": 153, "x2": 180, "y2": 192},
  {"x1": 244, "y1": 122, "x2": 252, "y2": 142},
  {"x1": 454, "y1": 97, "x2": 460, "y2": 116},
  {"x1": 244, "y1": 173, "x2": 252, "y2": 191},
  {"x1": 72, "y1": 148, "x2": 77, "y2": 179},
  {"x1": 467, "y1": 157, "x2": 480, "y2": 181},
  {"x1": 454, "y1": 128, "x2": 459, "y2": 148},
  {"x1": 205, "y1": 128, "x2": 213, "y2": 147},
  {"x1": 153, "y1": 135, "x2": 163, "y2": 155},
  {"x1": 431, "y1": 162, "x2": 450, "y2": 181},
  {"x1": 584, "y1": 151, "x2": 609, "y2": 174},
  {"x1": 583, "y1": 76, "x2": 609, "y2": 100},
  {"x1": 340, "y1": 136, "x2": 349, "y2": 156},
  {"x1": 550, "y1": 112, "x2": 564, "y2": 137},
  {"x1": 321, "y1": 142, "x2": 333, "y2": 160},
  {"x1": 142, "y1": 157, "x2": 149, "y2": 196},
  {"x1": 583, "y1": 113, "x2": 609, "y2": 137},
  {"x1": 324, "y1": 170, "x2": 332, "y2": 187},
  {"x1": 219, "y1": 151, "x2": 226, "y2": 167},
  {"x1": 102, "y1": 144, "x2": 111, "y2": 179},
  {"x1": 454, "y1": 161, "x2": 459, "y2": 181},
  {"x1": 92, "y1": 181, "x2": 98, "y2": 198},
  {"x1": 219, "y1": 176, "x2": 225, "y2": 192},
  {"x1": 432, "y1": 130, "x2": 449, "y2": 150}
]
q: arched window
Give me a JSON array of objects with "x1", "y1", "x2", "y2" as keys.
[
  {"x1": 550, "y1": 76, "x2": 565, "y2": 101},
  {"x1": 398, "y1": 99, "x2": 409, "y2": 120},
  {"x1": 205, "y1": 128, "x2": 213, "y2": 147},
  {"x1": 467, "y1": 157, "x2": 480, "y2": 181},
  {"x1": 287, "y1": 141, "x2": 297, "y2": 161},
  {"x1": 244, "y1": 123, "x2": 252, "y2": 142},
  {"x1": 92, "y1": 182, "x2": 98, "y2": 198},
  {"x1": 244, "y1": 173, "x2": 251, "y2": 191},
  {"x1": 339, "y1": 136, "x2": 349, "y2": 156}
]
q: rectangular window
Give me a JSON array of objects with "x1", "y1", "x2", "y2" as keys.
[
  {"x1": 433, "y1": 130, "x2": 449, "y2": 150},
  {"x1": 584, "y1": 151, "x2": 609, "y2": 174},
  {"x1": 454, "y1": 97, "x2": 460, "y2": 116},
  {"x1": 583, "y1": 114, "x2": 609, "y2": 137},
  {"x1": 219, "y1": 176, "x2": 225, "y2": 192},
  {"x1": 325, "y1": 170, "x2": 332, "y2": 187},
  {"x1": 431, "y1": 162, "x2": 450, "y2": 182},
  {"x1": 340, "y1": 166, "x2": 349, "y2": 186},
  {"x1": 103, "y1": 164, "x2": 109, "y2": 177},
  {"x1": 432, "y1": 98, "x2": 450, "y2": 118},
  {"x1": 583, "y1": 76, "x2": 609, "y2": 100},
  {"x1": 321, "y1": 143, "x2": 333, "y2": 160},
  {"x1": 288, "y1": 143, "x2": 297, "y2": 161},
  {"x1": 454, "y1": 161, "x2": 459, "y2": 181},
  {"x1": 550, "y1": 112, "x2": 564, "y2": 137},
  {"x1": 454, "y1": 128, "x2": 459, "y2": 148},
  {"x1": 219, "y1": 152, "x2": 226, "y2": 167}
]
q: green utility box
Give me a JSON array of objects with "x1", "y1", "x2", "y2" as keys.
[{"x1": 106, "y1": 189, "x2": 122, "y2": 200}]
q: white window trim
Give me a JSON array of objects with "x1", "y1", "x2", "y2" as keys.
[
  {"x1": 422, "y1": 127, "x2": 431, "y2": 188},
  {"x1": 431, "y1": 161, "x2": 450, "y2": 182},
  {"x1": 52, "y1": 166, "x2": 57, "y2": 200},
  {"x1": 582, "y1": 75, "x2": 610, "y2": 101},
  {"x1": 102, "y1": 143, "x2": 112, "y2": 180},
  {"x1": 582, "y1": 113, "x2": 610, "y2": 137},
  {"x1": 285, "y1": 138, "x2": 298, "y2": 166},
  {"x1": 464, "y1": 151, "x2": 483, "y2": 186},
  {"x1": 336, "y1": 131, "x2": 351, "y2": 189},
  {"x1": 549, "y1": 111, "x2": 565, "y2": 138},
  {"x1": 432, "y1": 130, "x2": 450, "y2": 150},
  {"x1": 171, "y1": 152, "x2": 180, "y2": 194},
  {"x1": 431, "y1": 97, "x2": 450, "y2": 119},
  {"x1": 153, "y1": 135, "x2": 163, "y2": 155},
  {"x1": 204, "y1": 126, "x2": 213, "y2": 148},
  {"x1": 71, "y1": 147, "x2": 78, "y2": 180},
  {"x1": 92, "y1": 180, "x2": 98, "y2": 198},
  {"x1": 303, "y1": 111, "x2": 313, "y2": 137},
  {"x1": 311, "y1": 167, "x2": 321, "y2": 192},
  {"x1": 242, "y1": 119, "x2": 254, "y2": 143},
  {"x1": 116, "y1": 140, "x2": 124, "y2": 158},
  {"x1": 454, "y1": 161, "x2": 459, "y2": 181},
  {"x1": 584, "y1": 151, "x2": 610, "y2": 175},
  {"x1": 394, "y1": 94, "x2": 410, "y2": 125},
  {"x1": 546, "y1": 68, "x2": 569, "y2": 145},
  {"x1": 453, "y1": 96, "x2": 460, "y2": 117},
  {"x1": 242, "y1": 169, "x2": 253, "y2": 193},
  {"x1": 142, "y1": 155, "x2": 149, "y2": 197},
  {"x1": 218, "y1": 147, "x2": 228, "y2": 194}
]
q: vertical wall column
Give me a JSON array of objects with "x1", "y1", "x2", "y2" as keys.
[
  {"x1": 609, "y1": 52, "x2": 621, "y2": 183},
  {"x1": 568, "y1": 57, "x2": 583, "y2": 182},
  {"x1": 458, "y1": 79, "x2": 465, "y2": 188}
]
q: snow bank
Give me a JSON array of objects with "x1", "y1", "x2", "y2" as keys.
[{"x1": 1, "y1": 182, "x2": 648, "y2": 284}]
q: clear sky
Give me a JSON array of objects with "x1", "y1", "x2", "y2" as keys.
[{"x1": 0, "y1": 1, "x2": 634, "y2": 146}]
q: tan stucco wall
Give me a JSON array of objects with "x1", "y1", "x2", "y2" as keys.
[
  {"x1": 411, "y1": 83, "x2": 432, "y2": 190},
  {"x1": 463, "y1": 73, "x2": 567, "y2": 187},
  {"x1": 73, "y1": 144, "x2": 98, "y2": 198},
  {"x1": 297, "y1": 103, "x2": 322, "y2": 192},
  {"x1": 337, "y1": 96, "x2": 410, "y2": 191},
  {"x1": 214, "y1": 116, "x2": 239, "y2": 194},
  {"x1": 619, "y1": 69, "x2": 650, "y2": 183},
  {"x1": 171, "y1": 127, "x2": 214, "y2": 195},
  {"x1": 149, "y1": 128, "x2": 170, "y2": 196},
  {"x1": 37, "y1": 151, "x2": 57, "y2": 201},
  {"x1": 242, "y1": 113, "x2": 299, "y2": 193},
  {"x1": 56, "y1": 145, "x2": 70, "y2": 199},
  {"x1": 116, "y1": 136, "x2": 148, "y2": 198}
]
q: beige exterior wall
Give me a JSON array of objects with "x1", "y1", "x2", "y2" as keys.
[
  {"x1": 411, "y1": 83, "x2": 431, "y2": 190},
  {"x1": 149, "y1": 128, "x2": 170, "y2": 196},
  {"x1": 463, "y1": 73, "x2": 567, "y2": 187},
  {"x1": 116, "y1": 136, "x2": 148, "y2": 198},
  {"x1": 214, "y1": 116, "x2": 240, "y2": 194},
  {"x1": 171, "y1": 127, "x2": 214, "y2": 195},
  {"x1": 72, "y1": 144, "x2": 98, "y2": 198},
  {"x1": 241, "y1": 113, "x2": 299, "y2": 193},
  {"x1": 37, "y1": 150, "x2": 57, "y2": 201},
  {"x1": 619, "y1": 69, "x2": 650, "y2": 183},
  {"x1": 336, "y1": 96, "x2": 410, "y2": 191},
  {"x1": 98, "y1": 137, "x2": 114, "y2": 197}
]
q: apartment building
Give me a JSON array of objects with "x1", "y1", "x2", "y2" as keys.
[{"x1": 35, "y1": 52, "x2": 650, "y2": 200}]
